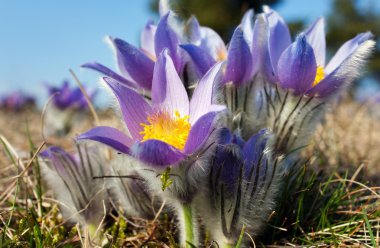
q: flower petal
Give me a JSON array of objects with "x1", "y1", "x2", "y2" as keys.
[
  {"x1": 140, "y1": 20, "x2": 157, "y2": 58},
  {"x1": 81, "y1": 62, "x2": 136, "y2": 88},
  {"x1": 214, "y1": 143, "x2": 243, "y2": 191},
  {"x1": 251, "y1": 15, "x2": 271, "y2": 81},
  {"x1": 189, "y1": 62, "x2": 224, "y2": 123},
  {"x1": 185, "y1": 16, "x2": 202, "y2": 44},
  {"x1": 180, "y1": 44, "x2": 216, "y2": 78},
  {"x1": 325, "y1": 32, "x2": 373, "y2": 74},
  {"x1": 241, "y1": 9, "x2": 254, "y2": 45},
  {"x1": 184, "y1": 111, "x2": 217, "y2": 154},
  {"x1": 265, "y1": 9, "x2": 292, "y2": 75},
  {"x1": 305, "y1": 17, "x2": 326, "y2": 67},
  {"x1": 199, "y1": 27, "x2": 227, "y2": 61},
  {"x1": 113, "y1": 38, "x2": 154, "y2": 90},
  {"x1": 277, "y1": 34, "x2": 317, "y2": 95},
  {"x1": 77, "y1": 126, "x2": 133, "y2": 154},
  {"x1": 155, "y1": 12, "x2": 182, "y2": 71},
  {"x1": 224, "y1": 27, "x2": 253, "y2": 85},
  {"x1": 103, "y1": 77, "x2": 152, "y2": 140},
  {"x1": 159, "y1": 0, "x2": 170, "y2": 17},
  {"x1": 152, "y1": 50, "x2": 189, "y2": 115},
  {"x1": 132, "y1": 139, "x2": 185, "y2": 167},
  {"x1": 243, "y1": 130, "x2": 267, "y2": 168},
  {"x1": 307, "y1": 38, "x2": 375, "y2": 98}
]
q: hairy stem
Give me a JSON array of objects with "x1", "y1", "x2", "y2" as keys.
[{"x1": 179, "y1": 203, "x2": 197, "y2": 247}]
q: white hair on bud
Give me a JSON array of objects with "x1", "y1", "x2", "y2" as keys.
[
  {"x1": 106, "y1": 154, "x2": 159, "y2": 218},
  {"x1": 39, "y1": 145, "x2": 108, "y2": 228},
  {"x1": 194, "y1": 131, "x2": 288, "y2": 245}
]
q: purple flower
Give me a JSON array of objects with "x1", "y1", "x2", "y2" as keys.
[
  {"x1": 181, "y1": 10, "x2": 256, "y2": 85},
  {"x1": 180, "y1": 17, "x2": 227, "y2": 78},
  {"x1": 82, "y1": 11, "x2": 186, "y2": 91},
  {"x1": 78, "y1": 50, "x2": 225, "y2": 167},
  {"x1": 261, "y1": 7, "x2": 375, "y2": 97},
  {"x1": 46, "y1": 80, "x2": 97, "y2": 110},
  {"x1": 0, "y1": 91, "x2": 35, "y2": 111},
  {"x1": 260, "y1": 7, "x2": 292, "y2": 83}
]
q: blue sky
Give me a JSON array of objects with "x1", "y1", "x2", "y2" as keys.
[{"x1": 0, "y1": 0, "x2": 378, "y2": 105}]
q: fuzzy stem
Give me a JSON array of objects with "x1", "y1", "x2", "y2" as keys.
[
  {"x1": 179, "y1": 203, "x2": 196, "y2": 247},
  {"x1": 222, "y1": 243, "x2": 234, "y2": 248}
]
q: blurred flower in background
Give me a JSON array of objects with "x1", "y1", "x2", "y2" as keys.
[
  {"x1": 44, "y1": 80, "x2": 97, "y2": 136},
  {"x1": 0, "y1": 91, "x2": 35, "y2": 111}
]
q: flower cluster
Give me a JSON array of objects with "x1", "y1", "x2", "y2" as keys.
[{"x1": 40, "y1": 1, "x2": 375, "y2": 247}]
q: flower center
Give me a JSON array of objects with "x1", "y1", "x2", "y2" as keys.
[
  {"x1": 217, "y1": 48, "x2": 227, "y2": 61},
  {"x1": 140, "y1": 110, "x2": 191, "y2": 150},
  {"x1": 312, "y1": 66, "x2": 325, "y2": 87}
]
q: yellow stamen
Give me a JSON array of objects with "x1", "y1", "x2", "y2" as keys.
[
  {"x1": 140, "y1": 110, "x2": 191, "y2": 150},
  {"x1": 217, "y1": 48, "x2": 227, "y2": 61},
  {"x1": 313, "y1": 66, "x2": 325, "y2": 87}
]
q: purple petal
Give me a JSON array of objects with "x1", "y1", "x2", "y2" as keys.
[
  {"x1": 40, "y1": 146, "x2": 71, "y2": 159},
  {"x1": 243, "y1": 130, "x2": 267, "y2": 166},
  {"x1": 307, "y1": 36, "x2": 375, "y2": 98},
  {"x1": 103, "y1": 77, "x2": 153, "y2": 140},
  {"x1": 325, "y1": 32, "x2": 373, "y2": 74},
  {"x1": 241, "y1": 9, "x2": 254, "y2": 45},
  {"x1": 113, "y1": 38, "x2": 154, "y2": 90},
  {"x1": 155, "y1": 13, "x2": 182, "y2": 71},
  {"x1": 183, "y1": 111, "x2": 217, "y2": 154},
  {"x1": 140, "y1": 20, "x2": 157, "y2": 58},
  {"x1": 277, "y1": 34, "x2": 317, "y2": 95},
  {"x1": 77, "y1": 126, "x2": 133, "y2": 154},
  {"x1": 180, "y1": 44, "x2": 216, "y2": 78},
  {"x1": 185, "y1": 16, "x2": 202, "y2": 44},
  {"x1": 132, "y1": 139, "x2": 185, "y2": 167},
  {"x1": 189, "y1": 62, "x2": 224, "y2": 123},
  {"x1": 266, "y1": 9, "x2": 292, "y2": 75},
  {"x1": 214, "y1": 143, "x2": 243, "y2": 191},
  {"x1": 305, "y1": 17, "x2": 326, "y2": 67},
  {"x1": 224, "y1": 27, "x2": 253, "y2": 85},
  {"x1": 40, "y1": 146, "x2": 77, "y2": 178},
  {"x1": 152, "y1": 50, "x2": 189, "y2": 116},
  {"x1": 199, "y1": 27, "x2": 227, "y2": 62},
  {"x1": 81, "y1": 62, "x2": 136, "y2": 88},
  {"x1": 251, "y1": 16, "x2": 270, "y2": 81}
]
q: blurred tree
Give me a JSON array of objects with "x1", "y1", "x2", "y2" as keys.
[
  {"x1": 326, "y1": 0, "x2": 380, "y2": 82},
  {"x1": 150, "y1": 0, "x2": 282, "y2": 40}
]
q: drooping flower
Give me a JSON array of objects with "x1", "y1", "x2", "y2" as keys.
[
  {"x1": 39, "y1": 145, "x2": 108, "y2": 241},
  {"x1": 78, "y1": 50, "x2": 224, "y2": 168},
  {"x1": 0, "y1": 91, "x2": 35, "y2": 111}
]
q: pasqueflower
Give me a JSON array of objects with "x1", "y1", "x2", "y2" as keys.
[{"x1": 78, "y1": 50, "x2": 224, "y2": 167}]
